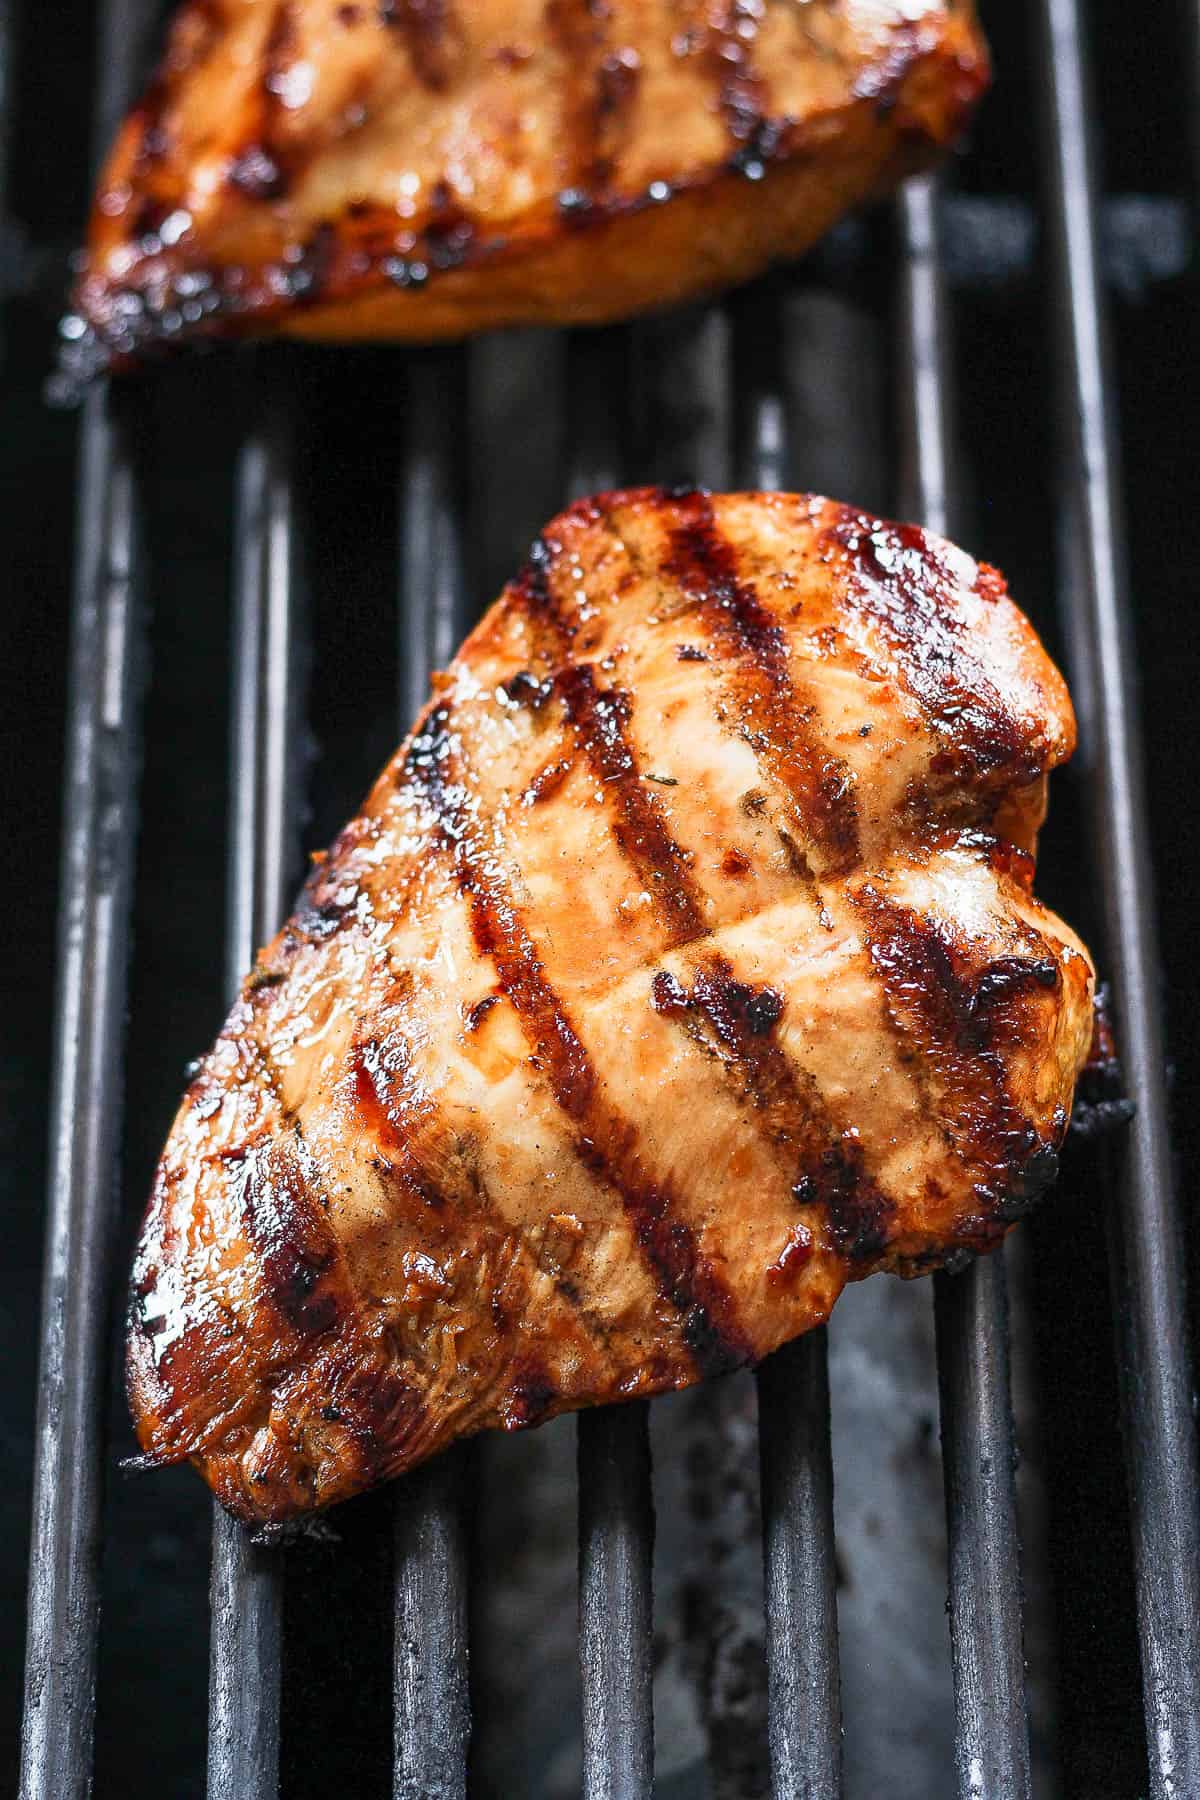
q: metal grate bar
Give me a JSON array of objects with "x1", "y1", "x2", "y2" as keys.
[
  {"x1": 896, "y1": 179, "x2": 954, "y2": 543},
  {"x1": 19, "y1": 0, "x2": 156, "y2": 1788},
  {"x1": 578, "y1": 1402, "x2": 655, "y2": 1800},
  {"x1": 932, "y1": 1258, "x2": 1029, "y2": 1795},
  {"x1": 565, "y1": 328, "x2": 657, "y2": 1800},
  {"x1": 392, "y1": 349, "x2": 472, "y2": 1800},
  {"x1": 206, "y1": 415, "x2": 303, "y2": 1800},
  {"x1": 896, "y1": 175, "x2": 1032, "y2": 1797},
  {"x1": 19, "y1": 381, "x2": 144, "y2": 1800},
  {"x1": 758, "y1": 1334, "x2": 842, "y2": 1799},
  {"x1": 225, "y1": 424, "x2": 304, "y2": 990},
  {"x1": 1036, "y1": 4, "x2": 1200, "y2": 1791},
  {"x1": 736, "y1": 285, "x2": 844, "y2": 1800},
  {"x1": 393, "y1": 1449, "x2": 471, "y2": 1800}
]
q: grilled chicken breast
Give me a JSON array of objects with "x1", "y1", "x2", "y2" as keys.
[
  {"x1": 129, "y1": 489, "x2": 1093, "y2": 1524},
  {"x1": 73, "y1": 0, "x2": 987, "y2": 365}
]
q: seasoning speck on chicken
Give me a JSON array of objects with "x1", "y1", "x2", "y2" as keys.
[{"x1": 128, "y1": 489, "x2": 1095, "y2": 1523}]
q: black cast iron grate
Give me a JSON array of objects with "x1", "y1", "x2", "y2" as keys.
[{"x1": 15, "y1": 0, "x2": 1200, "y2": 1796}]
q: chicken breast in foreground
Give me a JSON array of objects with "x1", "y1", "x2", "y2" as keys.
[
  {"x1": 129, "y1": 488, "x2": 1094, "y2": 1524},
  {"x1": 72, "y1": 0, "x2": 987, "y2": 365}
]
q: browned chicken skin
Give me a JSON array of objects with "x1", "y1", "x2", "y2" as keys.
[
  {"x1": 129, "y1": 489, "x2": 1094, "y2": 1524},
  {"x1": 73, "y1": 0, "x2": 987, "y2": 362}
]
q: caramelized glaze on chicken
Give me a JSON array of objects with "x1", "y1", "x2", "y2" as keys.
[
  {"x1": 73, "y1": 0, "x2": 987, "y2": 363},
  {"x1": 128, "y1": 489, "x2": 1093, "y2": 1523}
]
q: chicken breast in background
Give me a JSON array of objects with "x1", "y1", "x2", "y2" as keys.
[
  {"x1": 128, "y1": 488, "x2": 1094, "y2": 1525},
  {"x1": 72, "y1": 0, "x2": 988, "y2": 365}
]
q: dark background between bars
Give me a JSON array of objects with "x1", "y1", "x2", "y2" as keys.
[{"x1": 4, "y1": 0, "x2": 1200, "y2": 1795}]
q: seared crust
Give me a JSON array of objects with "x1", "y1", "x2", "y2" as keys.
[
  {"x1": 73, "y1": 0, "x2": 987, "y2": 363},
  {"x1": 128, "y1": 489, "x2": 1093, "y2": 1522}
]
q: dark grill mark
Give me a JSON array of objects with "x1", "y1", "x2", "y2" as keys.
[
  {"x1": 128, "y1": 196, "x2": 174, "y2": 244},
  {"x1": 707, "y1": 1, "x2": 767, "y2": 153},
  {"x1": 261, "y1": 0, "x2": 298, "y2": 99},
  {"x1": 499, "y1": 1360, "x2": 558, "y2": 1430},
  {"x1": 597, "y1": 48, "x2": 641, "y2": 122},
  {"x1": 959, "y1": 829, "x2": 1037, "y2": 893},
  {"x1": 287, "y1": 222, "x2": 336, "y2": 305},
  {"x1": 228, "y1": 144, "x2": 286, "y2": 200},
  {"x1": 508, "y1": 511, "x2": 713, "y2": 951},
  {"x1": 728, "y1": 115, "x2": 788, "y2": 181},
  {"x1": 407, "y1": 706, "x2": 751, "y2": 1373},
  {"x1": 420, "y1": 177, "x2": 478, "y2": 272},
  {"x1": 502, "y1": 667, "x2": 557, "y2": 711},
  {"x1": 379, "y1": 0, "x2": 462, "y2": 90},
  {"x1": 307, "y1": 1337, "x2": 429, "y2": 1493},
  {"x1": 557, "y1": 665, "x2": 708, "y2": 941},
  {"x1": 852, "y1": 886, "x2": 1066, "y2": 1237},
  {"x1": 974, "y1": 956, "x2": 1060, "y2": 1010},
  {"x1": 510, "y1": 535, "x2": 559, "y2": 629},
  {"x1": 546, "y1": 0, "x2": 641, "y2": 216},
  {"x1": 239, "y1": 1133, "x2": 342, "y2": 1338},
  {"x1": 701, "y1": 1, "x2": 791, "y2": 182},
  {"x1": 826, "y1": 512, "x2": 1044, "y2": 792},
  {"x1": 128, "y1": 0, "x2": 223, "y2": 176},
  {"x1": 252, "y1": 0, "x2": 301, "y2": 195},
  {"x1": 129, "y1": 1179, "x2": 275, "y2": 1462},
  {"x1": 352, "y1": 1033, "x2": 446, "y2": 1212},
  {"x1": 521, "y1": 754, "x2": 574, "y2": 806},
  {"x1": 665, "y1": 490, "x2": 860, "y2": 874},
  {"x1": 293, "y1": 882, "x2": 360, "y2": 940},
  {"x1": 651, "y1": 955, "x2": 892, "y2": 1263},
  {"x1": 776, "y1": 827, "x2": 833, "y2": 928},
  {"x1": 464, "y1": 992, "x2": 502, "y2": 1032},
  {"x1": 208, "y1": 0, "x2": 311, "y2": 203}
]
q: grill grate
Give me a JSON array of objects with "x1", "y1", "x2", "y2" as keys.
[
  {"x1": 20, "y1": 379, "x2": 143, "y2": 1800},
  {"x1": 392, "y1": 350, "x2": 473, "y2": 1800},
  {"x1": 898, "y1": 176, "x2": 1032, "y2": 1795},
  {"x1": 568, "y1": 327, "x2": 658, "y2": 1800},
  {"x1": 15, "y1": 1, "x2": 1200, "y2": 1796},
  {"x1": 1038, "y1": 0, "x2": 1200, "y2": 1779},
  {"x1": 206, "y1": 417, "x2": 296, "y2": 1800},
  {"x1": 736, "y1": 289, "x2": 845, "y2": 1797}
]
